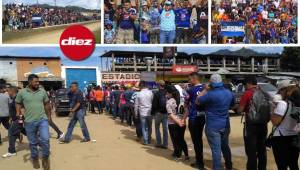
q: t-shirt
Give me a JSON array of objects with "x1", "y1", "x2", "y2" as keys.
[
  {"x1": 160, "y1": 10, "x2": 176, "y2": 31},
  {"x1": 239, "y1": 88, "x2": 255, "y2": 114},
  {"x1": 94, "y1": 90, "x2": 104, "y2": 102},
  {"x1": 149, "y1": 8, "x2": 160, "y2": 29},
  {"x1": 166, "y1": 98, "x2": 180, "y2": 124},
  {"x1": 0, "y1": 92, "x2": 10, "y2": 117},
  {"x1": 70, "y1": 90, "x2": 84, "y2": 111},
  {"x1": 273, "y1": 101, "x2": 298, "y2": 136},
  {"x1": 175, "y1": 8, "x2": 191, "y2": 28},
  {"x1": 119, "y1": 8, "x2": 137, "y2": 29},
  {"x1": 186, "y1": 84, "x2": 204, "y2": 120},
  {"x1": 15, "y1": 88, "x2": 49, "y2": 123}
]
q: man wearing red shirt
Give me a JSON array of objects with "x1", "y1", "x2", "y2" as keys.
[{"x1": 238, "y1": 76, "x2": 267, "y2": 170}]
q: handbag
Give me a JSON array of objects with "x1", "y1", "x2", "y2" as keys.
[{"x1": 266, "y1": 102, "x2": 289, "y2": 148}]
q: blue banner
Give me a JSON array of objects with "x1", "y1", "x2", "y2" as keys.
[{"x1": 220, "y1": 21, "x2": 245, "y2": 37}]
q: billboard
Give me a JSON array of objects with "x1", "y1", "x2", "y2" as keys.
[
  {"x1": 101, "y1": 72, "x2": 140, "y2": 82},
  {"x1": 172, "y1": 65, "x2": 198, "y2": 75}
]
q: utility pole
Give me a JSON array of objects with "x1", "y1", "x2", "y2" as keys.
[{"x1": 54, "y1": 0, "x2": 57, "y2": 7}]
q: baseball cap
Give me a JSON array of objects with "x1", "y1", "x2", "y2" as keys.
[
  {"x1": 277, "y1": 79, "x2": 295, "y2": 90},
  {"x1": 210, "y1": 74, "x2": 222, "y2": 83},
  {"x1": 142, "y1": 1, "x2": 148, "y2": 6},
  {"x1": 164, "y1": 1, "x2": 172, "y2": 5},
  {"x1": 157, "y1": 80, "x2": 165, "y2": 86}
]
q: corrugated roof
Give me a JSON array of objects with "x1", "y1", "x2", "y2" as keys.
[
  {"x1": 0, "y1": 56, "x2": 61, "y2": 60},
  {"x1": 101, "y1": 48, "x2": 280, "y2": 58}
]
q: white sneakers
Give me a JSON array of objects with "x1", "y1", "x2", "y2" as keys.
[
  {"x1": 58, "y1": 132, "x2": 65, "y2": 141},
  {"x1": 2, "y1": 152, "x2": 17, "y2": 158}
]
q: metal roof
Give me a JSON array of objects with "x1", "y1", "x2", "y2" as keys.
[
  {"x1": 101, "y1": 48, "x2": 280, "y2": 59},
  {"x1": 0, "y1": 56, "x2": 61, "y2": 60}
]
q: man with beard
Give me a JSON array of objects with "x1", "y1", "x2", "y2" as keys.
[{"x1": 16, "y1": 74, "x2": 51, "y2": 170}]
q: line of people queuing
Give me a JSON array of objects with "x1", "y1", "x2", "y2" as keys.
[
  {"x1": 3, "y1": 3, "x2": 98, "y2": 31},
  {"x1": 0, "y1": 75, "x2": 92, "y2": 170},
  {"x1": 104, "y1": 0, "x2": 208, "y2": 44},
  {"x1": 211, "y1": 0, "x2": 298, "y2": 44},
  {"x1": 98, "y1": 72, "x2": 299, "y2": 170}
]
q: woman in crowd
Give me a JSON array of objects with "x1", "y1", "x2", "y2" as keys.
[
  {"x1": 270, "y1": 81, "x2": 299, "y2": 170},
  {"x1": 165, "y1": 85, "x2": 189, "y2": 161}
]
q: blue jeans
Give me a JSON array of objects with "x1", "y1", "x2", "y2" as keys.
[
  {"x1": 154, "y1": 113, "x2": 168, "y2": 147},
  {"x1": 140, "y1": 115, "x2": 153, "y2": 144},
  {"x1": 25, "y1": 119, "x2": 50, "y2": 159},
  {"x1": 113, "y1": 104, "x2": 120, "y2": 118},
  {"x1": 64, "y1": 109, "x2": 90, "y2": 142},
  {"x1": 205, "y1": 127, "x2": 232, "y2": 170},
  {"x1": 160, "y1": 30, "x2": 176, "y2": 44}
]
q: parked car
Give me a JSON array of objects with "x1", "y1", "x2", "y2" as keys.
[{"x1": 55, "y1": 89, "x2": 71, "y2": 116}]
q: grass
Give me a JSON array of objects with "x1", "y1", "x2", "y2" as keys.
[{"x1": 94, "y1": 29, "x2": 101, "y2": 44}]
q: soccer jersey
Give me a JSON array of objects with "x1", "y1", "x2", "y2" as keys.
[
  {"x1": 119, "y1": 8, "x2": 137, "y2": 29},
  {"x1": 185, "y1": 84, "x2": 204, "y2": 120},
  {"x1": 175, "y1": 8, "x2": 191, "y2": 28}
]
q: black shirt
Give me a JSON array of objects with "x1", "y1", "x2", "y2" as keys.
[{"x1": 70, "y1": 90, "x2": 84, "y2": 111}]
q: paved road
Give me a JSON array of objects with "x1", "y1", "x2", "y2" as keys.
[
  {"x1": 0, "y1": 113, "x2": 284, "y2": 170},
  {"x1": 3, "y1": 21, "x2": 100, "y2": 44}
]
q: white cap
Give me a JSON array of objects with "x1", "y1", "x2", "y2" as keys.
[{"x1": 210, "y1": 74, "x2": 222, "y2": 83}]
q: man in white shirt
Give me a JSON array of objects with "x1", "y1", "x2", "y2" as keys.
[
  {"x1": 0, "y1": 84, "x2": 10, "y2": 144},
  {"x1": 134, "y1": 81, "x2": 153, "y2": 145}
]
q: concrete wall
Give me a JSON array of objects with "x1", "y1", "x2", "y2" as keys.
[
  {"x1": 16, "y1": 58, "x2": 61, "y2": 84},
  {"x1": 0, "y1": 58, "x2": 18, "y2": 85}
]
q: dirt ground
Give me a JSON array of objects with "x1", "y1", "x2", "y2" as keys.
[
  {"x1": 0, "y1": 112, "x2": 296, "y2": 170},
  {"x1": 2, "y1": 21, "x2": 100, "y2": 44}
]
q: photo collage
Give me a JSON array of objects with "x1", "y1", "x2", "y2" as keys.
[{"x1": 0, "y1": 0, "x2": 299, "y2": 170}]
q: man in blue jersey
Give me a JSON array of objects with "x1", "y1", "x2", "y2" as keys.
[
  {"x1": 175, "y1": 0, "x2": 192, "y2": 43},
  {"x1": 115, "y1": 0, "x2": 137, "y2": 44},
  {"x1": 183, "y1": 72, "x2": 205, "y2": 170}
]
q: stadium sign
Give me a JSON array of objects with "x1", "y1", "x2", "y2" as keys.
[
  {"x1": 220, "y1": 21, "x2": 245, "y2": 37},
  {"x1": 172, "y1": 65, "x2": 198, "y2": 75},
  {"x1": 101, "y1": 73, "x2": 141, "y2": 82}
]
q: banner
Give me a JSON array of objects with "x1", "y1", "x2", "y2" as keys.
[
  {"x1": 101, "y1": 72, "x2": 140, "y2": 82},
  {"x1": 220, "y1": 21, "x2": 245, "y2": 37},
  {"x1": 172, "y1": 65, "x2": 198, "y2": 75}
]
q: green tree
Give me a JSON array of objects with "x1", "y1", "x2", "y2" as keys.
[{"x1": 281, "y1": 47, "x2": 300, "y2": 71}]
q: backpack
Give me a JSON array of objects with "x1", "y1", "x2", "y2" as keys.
[{"x1": 247, "y1": 89, "x2": 271, "y2": 124}]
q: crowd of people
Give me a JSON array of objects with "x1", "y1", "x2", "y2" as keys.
[
  {"x1": 104, "y1": 0, "x2": 208, "y2": 44},
  {"x1": 211, "y1": 0, "x2": 298, "y2": 44},
  {"x1": 3, "y1": 3, "x2": 98, "y2": 31},
  {"x1": 85, "y1": 72, "x2": 300, "y2": 170},
  {"x1": 0, "y1": 72, "x2": 299, "y2": 170}
]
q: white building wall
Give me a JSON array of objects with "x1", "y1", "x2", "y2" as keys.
[{"x1": 0, "y1": 58, "x2": 18, "y2": 85}]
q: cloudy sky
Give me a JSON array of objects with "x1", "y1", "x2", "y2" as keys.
[
  {"x1": 0, "y1": 46, "x2": 284, "y2": 71},
  {"x1": 3, "y1": 0, "x2": 101, "y2": 9}
]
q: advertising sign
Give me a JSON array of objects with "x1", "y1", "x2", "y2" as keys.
[
  {"x1": 172, "y1": 65, "x2": 198, "y2": 75},
  {"x1": 101, "y1": 72, "x2": 141, "y2": 82}
]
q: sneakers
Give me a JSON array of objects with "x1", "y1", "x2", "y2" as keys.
[
  {"x1": 57, "y1": 132, "x2": 65, "y2": 140},
  {"x1": 80, "y1": 139, "x2": 91, "y2": 143},
  {"x1": 32, "y1": 158, "x2": 40, "y2": 169},
  {"x1": 2, "y1": 152, "x2": 17, "y2": 158},
  {"x1": 42, "y1": 158, "x2": 50, "y2": 170}
]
